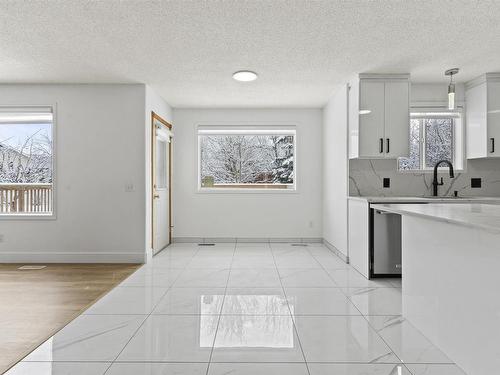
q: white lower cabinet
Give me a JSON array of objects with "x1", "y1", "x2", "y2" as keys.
[{"x1": 347, "y1": 199, "x2": 370, "y2": 278}]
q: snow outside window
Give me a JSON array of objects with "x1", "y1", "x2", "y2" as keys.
[
  {"x1": 398, "y1": 109, "x2": 464, "y2": 171},
  {"x1": 0, "y1": 107, "x2": 54, "y2": 216},
  {"x1": 198, "y1": 126, "x2": 296, "y2": 191}
]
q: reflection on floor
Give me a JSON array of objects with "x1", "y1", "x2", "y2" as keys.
[
  {"x1": 0, "y1": 263, "x2": 139, "y2": 374},
  {"x1": 5, "y1": 244, "x2": 468, "y2": 375}
]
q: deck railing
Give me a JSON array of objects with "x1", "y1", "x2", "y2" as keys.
[{"x1": 0, "y1": 184, "x2": 53, "y2": 214}]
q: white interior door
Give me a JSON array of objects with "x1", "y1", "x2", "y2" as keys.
[{"x1": 153, "y1": 119, "x2": 172, "y2": 254}]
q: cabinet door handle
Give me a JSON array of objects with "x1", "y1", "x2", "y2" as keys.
[
  {"x1": 379, "y1": 138, "x2": 384, "y2": 153},
  {"x1": 386, "y1": 138, "x2": 390, "y2": 154},
  {"x1": 491, "y1": 138, "x2": 495, "y2": 153}
]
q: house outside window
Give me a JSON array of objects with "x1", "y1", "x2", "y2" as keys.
[
  {"x1": 0, "y1": 107, "x2": 54, "y2": 216},
  {"x1": 198, "y1": 126, "x2": 296, "y2": 191},
  {"x1": 398, "y1": 109, "x2": 464, "y2": 171}
]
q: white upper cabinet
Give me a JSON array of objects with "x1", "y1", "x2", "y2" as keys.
[
  {"x1": 385, "y1": 80, "x2": 411, "y2": 158},
  {"x1": 349, "y1": 74, "x2": 410, "y2": 159},
  {"x1": 488, "y1": 81, "x2": 500, "y2": 155},
  {"x1": 359, "y1": 80, "x2": 385, "y2": 157},
  {"x1": 466, "y1": 73, "x2": 500, "y2": 159}
]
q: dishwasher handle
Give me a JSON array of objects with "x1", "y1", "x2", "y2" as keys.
[{"x1": 375, "y1": 210, "x2": 392, "y2": 215}]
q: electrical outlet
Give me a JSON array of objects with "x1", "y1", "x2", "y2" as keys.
[
  {"x1": 125, "y1": 183, "x2": 135, "y2": 192},
  {"x1": 471, "y1": 178, "x2": 482, "y2": 188},
  {"x1": 309, "y1": 220, "x2": 314, "y2": 228}
]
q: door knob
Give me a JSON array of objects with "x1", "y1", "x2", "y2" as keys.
[{"x1": 153, "y1": 194, "x2": 160, "y2": 199}]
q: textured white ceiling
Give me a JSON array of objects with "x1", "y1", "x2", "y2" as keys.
[{"x1": 1, "y1": 1, "x2": 500, "y2": 108}]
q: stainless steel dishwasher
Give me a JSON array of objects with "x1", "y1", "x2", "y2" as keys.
[{"x1": 370, "y1": 208, "x2": 402, "y2": 277}]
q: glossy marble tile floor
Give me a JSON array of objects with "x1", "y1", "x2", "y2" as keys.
[{"x1": 5, "y1": 243, "x2": 468, "y2": 375}]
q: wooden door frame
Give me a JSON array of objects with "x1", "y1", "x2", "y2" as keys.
[{"x1": 151, "y1": 111, "x2": 173, "y2": 251}]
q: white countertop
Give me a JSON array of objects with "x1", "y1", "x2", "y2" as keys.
[
  {"x1": 348, "y1": 196, "x2": 500, "y2": 203},
  {"x1": 371, "y1": 203, "x2": 500, "y2": 233}
]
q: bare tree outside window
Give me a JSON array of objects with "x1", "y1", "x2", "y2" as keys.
[
  {"x1": 199, "y1": 133, "x2": 294, "y2": 189},
  {"x1": 0, "y1": 116, "x2": 54, "y2": 215},
  {"x1": 398, "y1": 119, "x2": 421, "y2": 170},
  {"x1": 399, "y1": 116, "x2": 454, "y2": 171},
  {"x1": 425, "y1": 118, "x2": 453, "y2": 167},
  {"x1": 0, "y1": 124, "x2": 52, "y2": 183}
]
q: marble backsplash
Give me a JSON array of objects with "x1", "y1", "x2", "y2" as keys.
[{"x1": 349, "y1": 158, "x2": 500, "y2": 197}]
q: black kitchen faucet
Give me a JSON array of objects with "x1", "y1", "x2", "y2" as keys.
[{"x1": 432, "y1": 160, "x2": 455, "y2": 197}]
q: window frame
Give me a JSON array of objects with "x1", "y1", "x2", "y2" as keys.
[
  {"x1": 398, "y1": 107, "x2": 464, "y2": 173},
  {"x1": 196, "y1": 124, "x2": 298, "y2": 194},
  {"x1": 0, "y1": 104, "x2": 57, "y2": 220}
]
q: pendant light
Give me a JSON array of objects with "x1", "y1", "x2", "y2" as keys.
[{"x1": 445, "y1": 68, "x2": 459, "y2": 110}]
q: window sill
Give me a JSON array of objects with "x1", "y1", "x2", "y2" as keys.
[
  {"x1": 0, "y1": 213, "x2": 56, "y2": 220},
  {"x1": 398, "y1": 169, "x2": 465, "y2": 174},
  {"x1": 197, "y1": 187, "x2": 297, "y2": 194}
]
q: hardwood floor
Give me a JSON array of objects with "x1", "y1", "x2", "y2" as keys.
[{"x1": 0, "y1": 263, "x2": 140, "y2": 374}]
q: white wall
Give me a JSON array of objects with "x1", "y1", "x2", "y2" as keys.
[
  {"x1": 0, "y1": 84, "x2": 148, "y2": 262},
  {"x1": 144, "y1": 86, "x2": 173, "y2": 252},
  {"x1": 411, "y1": 82, "x2": 465, "y2": 104},
  {"x1": 172, "y1": 108, "x2": 323, "y2": 240},
  {"x1": 322, "y1": 86, "x2": 349, "y2": 257}
]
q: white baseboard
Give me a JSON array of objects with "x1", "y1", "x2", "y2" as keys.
[
  {"x1": 322, "y1": 239, "x2": 349, "y2": 263},
  {"x1": 0, "y1": 239, "x2": 343, "y2": 264},
  {"x1": 0, "y1": 251, "x2": 145, "y2": 263},
  {"x1": 173, "y1": 237, "x2": 323, "y2": 244}
]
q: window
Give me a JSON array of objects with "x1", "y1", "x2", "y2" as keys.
[
  {"x1": 0, "y1": 108, "x2": 54, "y2": 216},
  {"x1": 198, "y1": 126, "x2": 296, "y2": 190},
  {"x1": 398, "y1": 109, "x2": 463, "y2": 171}
]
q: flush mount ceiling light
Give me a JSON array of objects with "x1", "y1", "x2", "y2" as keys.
[
  {"x1": 445, "y1": 68, "x2": 459, "y2": 110},
  {"x1": 232, "y1": 70, "x2": 258, "y2": 82}
]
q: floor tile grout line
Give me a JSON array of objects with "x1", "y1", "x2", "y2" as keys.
[
  {"x1": 49, "y1": 311, "x2": 410, "y2": 316},
  {"x1": 305, "y1": 245, "x2": 387, "y2": 313},
  {"x1": 102, "y1": 245, "x2": 200, "y2": 374},
  {"x1": 125, "y1": 245, "x2": 199, "y2": 287},
  {"x1": 19, "y1": 359, "x2": 459, "y2": 364},
  {"x1": 361, "y1": 314, "x2": 457, "y2": 369},
  {"x1": 306, "y1": 246, "x2": 360, "y2": 303},
  {"x1": 77, "y1": 313, "x2": 408, "y2": 317},
  {"x1": 60, "y1": 249, "x2": 199, "y2": 375},
  {"x1": 312, "y1": 247, "x2": 406, "y2": 366},
  {"x1": 85, "y1": 283, "x2": 173, "y2": 316},
  {"x1": 10, "y1": 244, "x2": 201, "y2": 374},
  {"x1": 306, "y1": 248, "x2": 413, "y2": 366},
  {"x1": 21, "y1": 244, "x2": 428, "y2": 372},
  {"x1": 205, "y1": 241, "x2": 237, "y2": 375},
  {"x1": 172, "y1": 243, "x2": 213, "y2": 375},
  {"x1": 305, "y1": 245, "x2": 408, "y2": 367},
  {"x1": 308, "y1": 246, "x2": 396, "y2": 289},
  {"x1": 270, "y1": 242, "x2": 311, "y2": 375},
  {"x1": 101, "y1": 361, "x2": 115, "y2": 374},
  {"x1": 358, "y1": 312, "x2": 406, "y2": 365}
]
